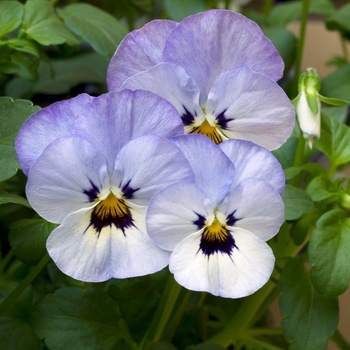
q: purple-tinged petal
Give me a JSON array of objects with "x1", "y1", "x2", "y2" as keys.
[
  {"x1": 120, "y1": 62, "x2": 202, "y2": 125},
  {"x1": 26, "y1": 137, "x2": 109, "y2": 224},
  {"x1": 206, "y1": 66, "x2": 295, "y2": 150},
  {"x1": 169, "y1": 227, "x2": 275, "y2": 298},
  {"x1": 219, "y1": 179, "x2": 284, "y2": 241},
  {"x1": 107, "y1": 20, "x2": 177, "y2": 91},
  {"x1": 112, "y1": 135, "x2": 194, "y2": 206},
  {"x1": 72, "y1": 90, "x2": 184, "y2": 172},
  {"x1": 147, "y1": 181, "x2": 213, "y2": 251},
  {"x1": 47, "y1": 206, "x2": 170, "y2": 282},
  {"x1": 219, "y1": 139, "x2": 285, "y2": 194},
  {"x1": 15, "y1": 93, "x2": 94, "y2": 175},
  {"x1": 171, "y1": 134, "x2": 235, "y2": 205},
  {"x1": 163, "y1": 10, "x2": 284, "y2": 101}
]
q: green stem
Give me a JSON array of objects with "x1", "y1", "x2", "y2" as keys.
[
  {"x1": 290, "y1": 132, "x2": 306, "y2": 187},
  {"x1": 327, "y1": 160, "x2": 337, "y2": 180},
  {"x1": 0, "y1": 253, "x2": 50, "y2": 315},
  {"x1": 262, "y1": 0, "x2": 274, "y2": 17},
  {"x1": 292, "y1": 0, "x2": 311, "y2": 95},
  {"x1": 139, "y1": 274, "x2": 182, "y2": 348},
  {"x1": 0, "y1": 249, "x2": 14, "y2": 273},
  {"x1": 331, "y1": 329, "x2": 350, "y2": 350},
  {"x1": 339, "y1": 32, "x2": 349, "y2": 62}
]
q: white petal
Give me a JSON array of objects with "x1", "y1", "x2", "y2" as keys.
[
  {"x1": 47, "y1": 207, "x2": 170, "y2": 282},
  {"x1": 219, "y1": 139, "x2": 285, "y2": 194},
  {"x1": 169, "y1": 228, "x2": 275, "y2": 298},
  {"x1": 147, "y1": 181, "x2": 213, "y2": 251},
  {"x1": 27, "y1": 137, "x2": 109, "y2": 223}
]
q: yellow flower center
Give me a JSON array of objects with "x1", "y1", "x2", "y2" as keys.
[{"x1": 190, "y1": 119, "x2": 223, "y2": 144}]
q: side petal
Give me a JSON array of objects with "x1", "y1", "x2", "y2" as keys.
[
  {"x1": 72, "y1": 90, "x2": 184, "y2": 172},
  {"x1": 15, "y1": 93, "x2": 94, "y2": 175},
  {"x1": 107, "y1": 20, "x2": 177, "y2": 90},
  {"x1": 169, "y1": 228, "x2": 275, "y2": 298},
  {"x1": 147, "y1": 181, "x2": 212, "y2": 251},
  {"x1": 163, "y1": 10, "x2": 284, "y2": 101},
  {"x1": 47, "y1": 207, "x2": 170, "y2": 282},
  {"x1": 171, "y1": 134, "x2": 235, "y2": 205},
  {"x1": 219, "y1": 139, "x2": 285, "y2": 194},
  {"x1": 112, "y1": 135, "x2": 194, "y2": 206},
  {"x1": 220, "y1": 179, "x2": 284, "y2": 241},
  {"x1": 206, "y1": 66, "x2": 295, "y2": 150},
  {"x1": 120, "y1": 62, "x2": 202, "y2": 124},
  {"x1": 26, "y1": 137, "x2": 109, "y2": 223}
]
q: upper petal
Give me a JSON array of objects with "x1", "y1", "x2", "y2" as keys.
[
  {"x1": 169, "y1": 228, "x2": 275, "y2": 298},
  {"x1": 72, "y1": 90, "x2": 184, "y2": 172},
  {"x1": 120, "y1": 62, "x2": 202, "y2": 123},
  {"x1": 15, "y1": 93, "x2": 94, "y2": 175},
  {"x1": 112, "y1": 135, "x2": 194, "y2": 206},
  {"x1": 171, "y1": 134, "x2": 235, "y2": 205},
  {"x1": 219, "y1": 139, "x2": 285, "y2": 194},
  {"x1": 163, "y1": 10, "x2": 284, "y2": 101},
  {"x1": 107, "y1": 19, "x2": 177, "y2": 91},
  {"x1": 26, "y1": 137, "x2": 109, "y2": 224},
  {"x1": 206, "y1": 66, "x2": 295, "y2": 150},
  {"x1": 47, "y1": 206, "x2": 170, "y2": 282}
]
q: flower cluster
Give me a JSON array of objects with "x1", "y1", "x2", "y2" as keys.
[{"x1": 16, "y1": 10, "x2": 294, "y2": 298}]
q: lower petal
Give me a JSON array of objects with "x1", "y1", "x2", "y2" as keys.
[
  {"x1": 47, "y1": 207, "x2": 170, "y2": 282},
  {"x1": 169, "y1": 228, "x2": 275, "y2": 298}
]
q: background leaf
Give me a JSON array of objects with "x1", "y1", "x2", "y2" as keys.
[
  {"x1": 309, "y1": 209, "x2": 350, "y2": 297},
  {"x1": 0, "y1": 1, "x2": 24, "y2": 38},
  {"x1": 57, "y1": 3, "x2": 128, "y2": 58},
  {"x1": 0, "y1": 192, "x2": 31, "y2": 208},
  {"x1": 280, "y1": 258, "x2": 339, "y2": 350},
  {"x1": 164, "y1": 0, "x2": 206, "y2": 21},
  {"x1": 321, "y1": 63, "x2": 350, "y2": 101},
  {"x1": 32, "y1": 287, "x2": 135, "y2": 350},
  {"x1": 0, "y1": 97, "x2": 40, "y2": 181}
]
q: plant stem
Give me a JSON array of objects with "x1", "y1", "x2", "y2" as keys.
[
  {"x1": 0, "y1": 249, "x2": 14, "y2": 273},
  {"x1": 292, "y1": 0, "x2": 311, "y2": 95},
  {"x1": 0, "y1": 253, "x2": 50, "y2": 315},
  {"x1": 331, "y1": 329, "x2": 350, "y2": 350},
  {"x1": 262, "y1": 0, "x2": 274, "y2": 17},
  {"x1": 139, "y1": 273, "x2": 182, "y2": 348}
]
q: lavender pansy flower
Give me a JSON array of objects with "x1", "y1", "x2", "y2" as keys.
[
  {"x1": 108, "y1": 10, "x2": 295, "y2": 148},
  {"x1": 16, "y1": 91, "x2": 194, "y2": 282},
  {"x1": 146, "y1": 135, "x2": 284, "y2": 298}
]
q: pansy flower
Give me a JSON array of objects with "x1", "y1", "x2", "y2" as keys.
[
  {"x1": 146, "y1": 135, "x2": 284, "y2": 298},
  {"x1": 16, "y1": 90, "x2": 194, "y2": 282},
  {"x1": 107, "y1": 10, "x2": 295, "y2": 149}
]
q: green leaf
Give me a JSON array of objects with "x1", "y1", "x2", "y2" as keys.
[
  {"x1": 164, "y1": 0, "x2": 206, "y2": 21},
  {"x1": 309, "y1": 209, "x2": 350, "y2": 296},
  {"x1": 57, "y1": 3, "x2": 128, "y2": 58},
  {"x1": 0, "y1": 97, "x2": 40, "y2": 181},
  {"x1": 6, "y1": 52, "x2": 108, "y2": 98},
  {"x1": 6, "y1": 38, "x2": 40, "y2": 57},
  {"x1": 0, "y1": 191, "x2": 31, "y2": 208},
  {"x1": 317, "y1": 94, "x2": 348, "y2": 106},
  {"x1": 32, "y1": 287, "x2": 135, "y2": 350},
  {"x1": 9, "y1": 219, "x2": 56, "y2": 264},
  {"x1": 266, "y1": 0, "x2": 335, "y2": 27},
  {"x1": 272, "y1": 134, "x2": 298, "y2": 169},
  {"x1": 282, "y1": 185, "x2": 315, "y2": 221},
  {"x1": 280, "y1": 258, "x2": 339, "y2": 350},
  {"x1": 284, "y1": 162, "x2": 325, "y2": 181},
  {"x1": 0, "y1": 1, "x2": 24, "y2": 38},
  {"x1": 326, "y1": 3, "x2": 350, "y2": 33},
  {"x1": 264, "y1": 27, "x2": 297, "y2": 73},
  {"x1": 306, "y1": 174, "x2": 340, "y2": 202},
  {"x1": 314, "y1": 113, "x2": 350, "y2": 166},
  {"x1": 23, "y1": 0, "x2": 79, "y2": 46},
  {"x1": 321, "y1": 63, "x2": 350, "y2": 101},
  {"x1": 0, "y1": 316, "x2": 41, "y2": 350}
]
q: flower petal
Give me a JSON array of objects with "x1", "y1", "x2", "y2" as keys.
[
  {"x1": 120, "y1": 62, "x2": 202, "y2": 124},
  {"x1": 147, "y1": 181, "x2": 213, "y2": 251},
  {"x1": 163, "y1": 10, "x2": 284, "y2": 102},
  {"x1": 220, "y1": 179, "x2": 284, "y2": 241},
  {"x1": 169, "y1": 227, "x2": 275, "y2": 298},
  {"x1": 171, "y1": 134, "x2": 235, "y2": 205},
  {"x1": 219, "y1": 139, "x2": 285, "y2": 194},
  {"x1": 26, "y1": 137, "x2": 109, "y2": 223},
  {"x1": 47, "y1": 206, "x2": 170, "y2": 282},
  {"x1": 107, "y1": 20, "x2": 177, "y2": 90},
  {"x1": 15, "y1": 93, "x2": 94, "y2": 175},
  {"x1": 72, "y1": 90, "x2": 184, "y2": 172},
  {"x1": 206, "y1": 66, "x2": 295, "y2": 150},
  {"x1": 112, "y1": 135, "x2": 194, "y2": 206}
]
